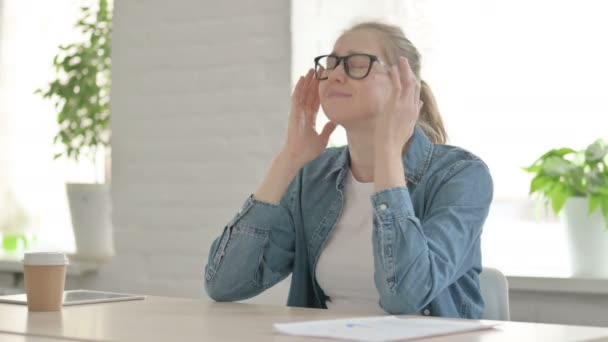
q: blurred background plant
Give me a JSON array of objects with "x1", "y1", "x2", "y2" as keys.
[
  {"x1": 0, "y1": 191, "x2": 34, "y2": 253},
  {"x1": 524, "y1": 139, "x2": 608, "y2": 229},
  {"x1": 35, "y1": 0, "x2": 111, "y2": 180}
]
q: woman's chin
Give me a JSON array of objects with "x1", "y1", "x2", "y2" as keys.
[
  {"x1": 324, "y1": 109, "x2": 369, "y2": 126},
  {"x1": 324, "y1": 106, "x2": 353, "y2": 122}
]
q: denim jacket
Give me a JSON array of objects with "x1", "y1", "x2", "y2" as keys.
[{"x1": 204, "y1": 126, "x2": 493, "y2": 318}]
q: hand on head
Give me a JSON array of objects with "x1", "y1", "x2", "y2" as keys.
[
  {"x1": 375, "y1": 56, "x2": 423, "y2": 153},
  {"x1": 281, "y1": 69, "x2": 337, "y2": 168}
]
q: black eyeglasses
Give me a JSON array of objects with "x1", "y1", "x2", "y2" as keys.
[{"x1": 313, "y1": 53, "x2": 387, "y2": 80}]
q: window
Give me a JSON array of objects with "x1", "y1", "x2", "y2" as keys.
[
  {"x1": 0, "y1": 1, "x2": 105, "y2": 256},
  {"x1": 293, "y1": 0, "x2": 608, "y2": 275}
]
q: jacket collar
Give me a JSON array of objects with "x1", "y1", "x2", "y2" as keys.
[{"x1": 327, "y1": 126, "x2": 434, "y2": 186}]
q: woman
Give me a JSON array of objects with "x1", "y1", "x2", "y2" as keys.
[{"x1": 204, "y1": 22, "x2": 493, "y2": 319}]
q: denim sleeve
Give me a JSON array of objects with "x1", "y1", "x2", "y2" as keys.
[
  {"x1": 371, "y1": 159, "x2": 493, "y2": 314},
  {"x1": 204, "y1": 177, "x2": 298, "y2": 302}
]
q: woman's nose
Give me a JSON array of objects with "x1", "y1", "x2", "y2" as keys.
[{"x1": 327, "y1": 62, "x2": 347, "y2": 83}]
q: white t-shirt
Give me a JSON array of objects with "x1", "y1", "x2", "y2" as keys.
[{"x1": 315, "y1": 169, "x2": 386, "y2": 314}]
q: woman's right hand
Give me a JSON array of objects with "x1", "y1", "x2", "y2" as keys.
[{"x1": 280, "y1": 69, "x2": 337, "y2": 168}]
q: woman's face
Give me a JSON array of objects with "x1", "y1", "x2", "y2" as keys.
[{"x1": 318, "y1": 29, "x2": 393, "y2": 130}]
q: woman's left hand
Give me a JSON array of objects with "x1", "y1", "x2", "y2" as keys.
[{"x1": 374, "y1": 56, "x2": 423, "y2": 155}]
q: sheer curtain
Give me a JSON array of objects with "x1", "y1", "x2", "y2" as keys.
[{"x1": 292, "y1": 0, "x2": 608, "y2": 275}]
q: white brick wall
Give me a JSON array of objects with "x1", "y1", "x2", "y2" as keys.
[{"x1": 69, "y1": 0, "x2": 292, "y2": 304}]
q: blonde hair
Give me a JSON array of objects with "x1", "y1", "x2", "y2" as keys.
[{"x1": 346, "y1": 22, "x2": 447, "y2": 144}]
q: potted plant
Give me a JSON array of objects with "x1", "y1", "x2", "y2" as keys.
[
  {"x1": 35, "y1": 0, "x2": 114, "y2": 262},
  {"x1": 524, "y1": 139, "x2": 608, "y2": 277}
]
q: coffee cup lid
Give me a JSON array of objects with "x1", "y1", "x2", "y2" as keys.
[{"x1": 23, "y1": 252, "x2": 69, "y2": 266}]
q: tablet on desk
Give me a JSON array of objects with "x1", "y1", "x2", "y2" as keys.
[{"x1": 0, "y1": 290, "x2": 146, "y2": 306}]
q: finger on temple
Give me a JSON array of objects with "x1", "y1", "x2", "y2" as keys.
[
  {"x1": 302, "y1": 69, "x2": 314, "y2": 107},
  {"x1": 304, "y1": 71, "x2": 317, "y2": 109},
  {"x1": 294, "y1": 76, "x2": 304, "y2": 97},
  {"x1": 390, "y1": 64, "x2": 401, "y2": 96},
  {"x1": 399, "y1": 57, "x2": 411, "y2": 96}
]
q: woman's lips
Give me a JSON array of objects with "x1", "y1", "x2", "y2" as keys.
[{"x1": 327, "y1": 91, "x2": 352, "y2": 98}]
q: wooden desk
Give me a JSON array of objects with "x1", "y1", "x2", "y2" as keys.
[
  {"x1": 0, "y1": 332, "x2": 67, "y2": 341},
  {"x1": 1, "y1": 296, "x2": 607, "y2": 341}
]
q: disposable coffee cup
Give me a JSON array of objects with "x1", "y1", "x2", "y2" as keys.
[{"x1": 22, "y1": 252, "x2": 69, "y2": 312}]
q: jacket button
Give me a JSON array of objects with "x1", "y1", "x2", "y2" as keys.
[
  {"x1": 378, "y1": 203, "x2": 388, "y2": 211},
  {"x1": 423, "y1": 309, "x2": 431, "y2": 315}
]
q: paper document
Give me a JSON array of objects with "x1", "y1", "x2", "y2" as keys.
[{"x1": 273, "y1": 316, "x2": 498, "y2": 342}]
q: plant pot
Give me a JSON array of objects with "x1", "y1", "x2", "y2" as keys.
[
  {"x1": 66, "y1": 183, "x2": 114, "y2": 262},
  {"x1": 560, "y1": 197, "x2": 608, "y2": 277}
]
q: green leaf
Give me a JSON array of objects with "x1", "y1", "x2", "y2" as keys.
[
  {"x1": 599, "y1": 198, "x2": 608, "y2": 231},
  {"x1": 522, "y1": 164, "x2": 542, "y2": 173},
  {"x1": 585, "y1": 139, "x2": 608, "y2": 162},
  {"x1": 551, "y1": 192, "x2": 569, "y2": 215},
  {"x1": 548, "y1": 183, "x2": 570, "y2": 214},
  {"x1": 589, "y1": 195, "x2": 602, "y2": 215},
  {"x1": 529, "y1": 175, "x2": 555, "y2": 195},
  {"x1": 602, "y1": 197, "x2": 608, "y2": 220},
  {"x1": 538, "y1": 147, "x2": 577, "y2": 160},
  {"x1": 541, "y1": 156, "x2": 577, "y2": 176}
]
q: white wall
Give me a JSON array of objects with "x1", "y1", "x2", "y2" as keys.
[{"x1": 67, "y1": 0, "x2": 292, "y2": 303}]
